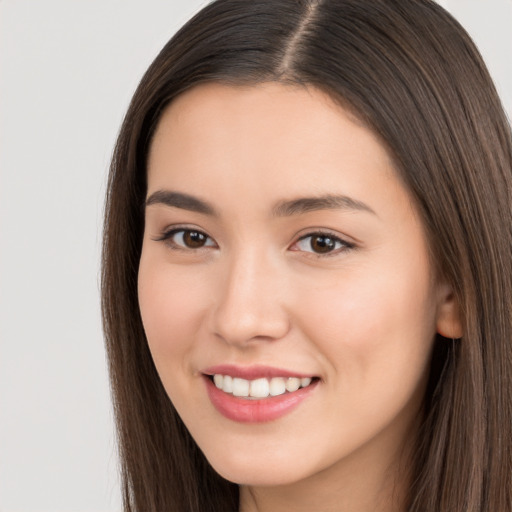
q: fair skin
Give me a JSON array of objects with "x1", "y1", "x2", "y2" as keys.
[{"x1": 138, "y1": 82, "x2": 461, "y2": 512}]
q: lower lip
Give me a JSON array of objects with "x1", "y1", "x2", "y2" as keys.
[{"x1": 204, "y1": 376, "x2": 318, "y2": 423}]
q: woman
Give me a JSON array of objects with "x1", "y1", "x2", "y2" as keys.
[{"x1": 102, "y1": 1, "x2": 512, "y2": 510}]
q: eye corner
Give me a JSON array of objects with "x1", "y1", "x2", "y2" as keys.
[
  {"x1": 289, "y1": 230, "x2": 356, "y2": 257},
  {"x1": 153, "y1": 226, "x2": 217, "y2": 251}
]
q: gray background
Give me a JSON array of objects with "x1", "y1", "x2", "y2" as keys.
[{"x1": 1, "y1": 1, "x2": 510, "y2": 511}]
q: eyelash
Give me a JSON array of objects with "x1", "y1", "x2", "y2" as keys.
[
  {"x1": 154, "y1": 227, "x2": 355, "y2": 256},
  {"x1": 154, "y1": 227, "x2": 217, "y2": 251},
  {"x1": 291, "y1": 231, "x2": 355, "y2": 256}
]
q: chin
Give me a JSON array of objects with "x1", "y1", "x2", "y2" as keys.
[
  {"x1": 203, "y1": 447, "x2": 313, "y2": 487},
  {"x1": 214, "y1": 465, "x2": 302, "y2": 487}
]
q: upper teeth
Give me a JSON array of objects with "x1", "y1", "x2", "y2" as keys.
[{"x1": 212, "y1": 374, "x2": 313, "y2": 399}]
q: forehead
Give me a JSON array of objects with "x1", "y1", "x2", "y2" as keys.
[
  {"x1": 147, "y1": 82, "x2": 397, "y2": 194},
  {"x1": 153, "y1": 81, "x2": 364, "y2": 133}
]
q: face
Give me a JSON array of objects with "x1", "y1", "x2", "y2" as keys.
[{"x1": 138, "y1": 82, "x2": 457, "y2": 490}]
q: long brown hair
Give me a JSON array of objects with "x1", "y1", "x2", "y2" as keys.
[{"x1": 102, "y1": 1, "x2": 512, "y2": 510}]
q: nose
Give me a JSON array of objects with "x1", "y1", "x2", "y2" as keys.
[{"x1": 211, "y1": 249, "x2": 290, "y2": 347}]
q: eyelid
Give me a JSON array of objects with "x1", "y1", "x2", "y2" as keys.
[
  {"x1": 152, "y1": 225, "x2": 217, "y2": 250},
  {"x1": 151, "y1": 224, "x2": 355, "y2": 256},
  {"x1": 289, "y1": 229, "x2": 356, "y2": 256}
]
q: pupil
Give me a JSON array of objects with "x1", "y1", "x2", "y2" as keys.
[
  {"x1": 311, "y1": 235, "x2": 335, "y2": 253},
  {"x1": 184, "y1": 231, "x2": 206, "y2": 248}
]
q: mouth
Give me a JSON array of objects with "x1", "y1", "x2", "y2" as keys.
[
  {"x1": 206, "y1": 374, "x2": 318, "y2": 399},
  {"x1": 201, "y1": 367, "x2": 320, "y2": 423}
]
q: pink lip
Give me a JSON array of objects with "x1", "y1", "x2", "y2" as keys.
[
  {"x1": 203, "y1": 374, "x2": 318, "y2": 423},
  {"x1": 202, "y1": 364, "x2": 315, "y2": 380}
]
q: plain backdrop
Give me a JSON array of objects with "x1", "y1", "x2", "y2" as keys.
[{"x1": 0, "y1": 1, "x2": 510, "y2": 511}]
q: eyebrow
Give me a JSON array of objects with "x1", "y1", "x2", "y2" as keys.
[
  {"x1": 145, "y1": 190, "x2": 217, "y2": 215},
  {"x1": 145, "y1": 190, "x2": 376, "y2": 217},
  {"x1": 272, "y1": 194, "x2": 376, "y2": 217}
]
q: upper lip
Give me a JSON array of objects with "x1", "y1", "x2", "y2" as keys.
[{"x1": 201, "y1": 364, "x2": 317, "y2": 380}]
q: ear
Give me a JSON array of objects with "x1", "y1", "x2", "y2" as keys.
[{"x1": 435, "y1": 283, "x2": 463, "y2": 339}]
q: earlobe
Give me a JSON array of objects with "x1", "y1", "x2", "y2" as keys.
[{"x1": 436, "y1": 284, "x2": 463, "y2": 339}]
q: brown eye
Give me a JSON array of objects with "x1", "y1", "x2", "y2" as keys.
[
  {"x1": 309, "y1": 235, "x2": 337, "y2": 253},
  {"x1": 183, "y1": 230, "x2": 208, "y2": 248},
  {"x1": 158, "y1": 229, "x2": 216, "y2": 250},
  {"x1": 293, "y1": 232, "x2": 351, "y2": 255}
]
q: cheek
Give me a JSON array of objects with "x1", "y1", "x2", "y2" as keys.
[
  {"x1": 293, "y1": 261, "x2": 437, "y2": 384},
  {"x1": 137, "y1": 254, "x2": 209, "y2": 370},
  {"x1": 290, "y1": 266, "x2": 437, "y2": 450}
]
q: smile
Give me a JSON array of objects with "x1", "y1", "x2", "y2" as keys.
[
  {"x1": 212, "y1": 374, "x2": 314, "y2": 399},
  {"x1": 203, "y1": 368, "x2": 319, "y2": 423}
]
